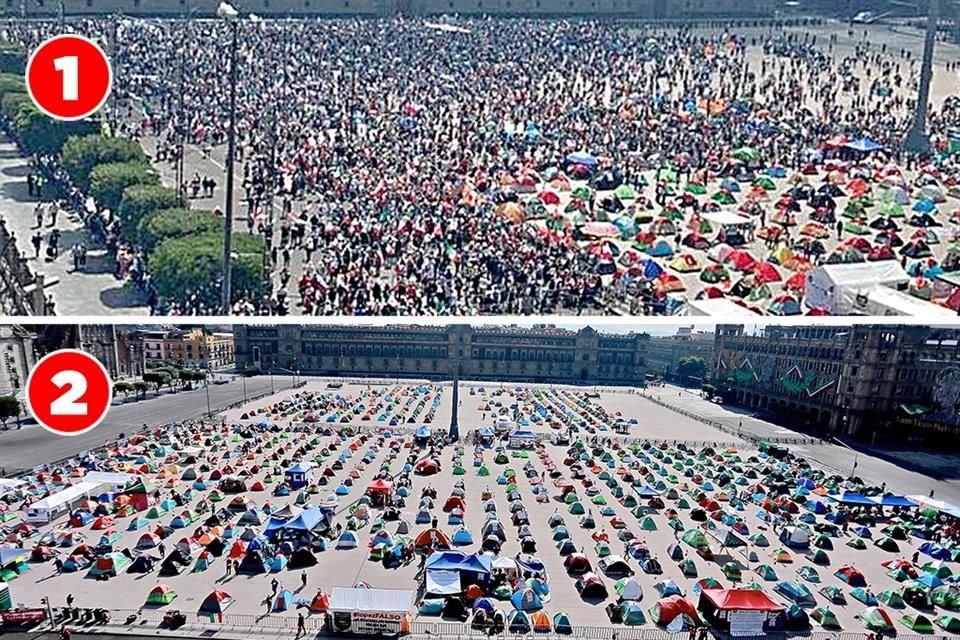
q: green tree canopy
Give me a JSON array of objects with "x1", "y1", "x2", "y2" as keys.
[
  {"x1": 138, "y1": 207, "x2": 223, "y2": 253},
  {"x1": 142, "y1": 371, "x2": 170, "y2": 392},
  {"x1": 150, "y1": 232, "x2": 266, "y2": 310},
  {"x1": 676, "y1": 356, "x2": 708, "y2": 382},
  {"x1": 118, "y1": 184, "x2": 179, "y2": 241},
  {"x1": 0, "y1": 395, "x2": 19, "y2": 426},
  {"x1": 62, "y1": 134, "x2": 146, "y2": 189},
  {"x1": 89, "y1": 161, "x2": 158, "y2": 213}
]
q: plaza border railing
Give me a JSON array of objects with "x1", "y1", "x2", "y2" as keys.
[{"x1": 47, "y1": 608, "x2": 956, "y2": 640}]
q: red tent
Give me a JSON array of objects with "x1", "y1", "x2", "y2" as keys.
[
  {"x1": 309, "y1": 590, "x2": 331, "y2": 612},
  {"x1": 415, "y1": 459, "x2": 439, "y2": 475},
  {"x1": 835, "y1": 564, "x2": 867, "y2": 586},
  {"x1": 367, "y1": 479, "x2": 393, "y2": 495},
  {"x1": 414, "y1": 528, "x2": 452, "y2": 550},
  {"x1": 199, "y1": 590, "x2": 232, "y2": 613},
  {"x1": 754, "y1": 262, "x2": 782, "y2": 284},
  {"x1": 649, "y1": 595, "x2": 701, "y2": 627},
  {"x1": 698, "y1": 589, "x2": 785, "y2": 612},
  {"x1": 726, "y1": 250, "x2": 757, "y2": 272},
  {"x1": 443, "y1": 496, "x2": 466, "y2": 513}
]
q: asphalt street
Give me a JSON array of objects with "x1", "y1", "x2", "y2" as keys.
[{"x1": 0, "y1": 376, "x2": 290, "y2": 472}]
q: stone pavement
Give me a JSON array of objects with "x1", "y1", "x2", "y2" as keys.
[{"x1": 0, "y1": 136, "x2": 148, "y2": 316}]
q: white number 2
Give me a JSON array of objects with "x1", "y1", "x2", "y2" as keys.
[
  {"x1": 53, "y1": 55, "x2": 79, "y2": 101},
  {"x1": 49, "y1": 370, "x2": 87, "y2": 416}
]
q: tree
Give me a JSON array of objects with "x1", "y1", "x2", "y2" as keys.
[
  {"x1": 6, "y1": 103, "x2": 98, "y2": 156},
  {"x1": 0, "y1": 395, "x2": 20, "y2": 428},
  {"x1": 150, "y1": 232, "x2": 266, "y2": 310},
  {"x1": 676, "y1": 356, "x2": 708, "y2": 382},
  {"x1": 131, "y1": 381, "x2": 149, "y2": 400},
  {"x1": 89, "y1": 161, "x2": 158, "y2": 213},
  {"x1": 138, "y1": 208, "x2": 223, "y2": 254},
  {"x1": 0, "y1": 49, "x2": 26, "y2": 75},
  {"x1": 118, "y1": 184, "x2": 179, "y2": 241},
  {"x1": 142, "y1": 371, "x2": 170, "y2": 394},
  {"x1": 61, "y1": 135, "x2": 146, "y2": 190},
  {"x1": 113, "y1": 381, "x2": 133, "y2": 399}
]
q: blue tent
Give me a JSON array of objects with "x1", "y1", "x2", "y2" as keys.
[
  {"x1": 426, "y1": 551, "x2": 492, "y2": 585},
  {"x1": 775, "y1": 581, "x2": 816, "y2": 606},
  {"x1": 634, "y1": 485, "x2": 661, "y2": 498},
  {"x1": 415, "y1": 426, "x2": 431, "y2": 440},
  {"x1": 452, "y1": 528, "x2": 474, "y2": 545},
  {"x1": 285, "y1": 463, "x2": 314, "y2": 489}
]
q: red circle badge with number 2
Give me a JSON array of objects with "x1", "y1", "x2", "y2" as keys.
[
  {"x1": 26, "y1": 34, "x2": 113, "y2": 121},
  {"x1": 26, "y1": 349, "x2": 112, "y2": 436}
]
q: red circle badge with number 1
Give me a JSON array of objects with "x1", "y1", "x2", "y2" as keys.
[
  {"x1": 26, "y1": 34, "x2": 113, "y2": 121},
  {"x1": 26, "y1": 349, "x2": 113, "y2": 437}
]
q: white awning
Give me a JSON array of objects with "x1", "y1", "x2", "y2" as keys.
[
  {"x1": 329, "y1": 588, "x2": 414, "y2": 613},
  {"x1": 702, "y1": 210, "x2": 752, "y2": 226},
  {"x1": 425, "y1": 570, "x2": 461, "y2": 595}
]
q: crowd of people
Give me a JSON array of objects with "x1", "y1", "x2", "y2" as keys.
[{"x1": 3, "y1": 16, "x2": 959, "y2": 315}]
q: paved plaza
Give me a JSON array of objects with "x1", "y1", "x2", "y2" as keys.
[{"x1": 1, "y1": 380, "x2": 959, "y2": 637}]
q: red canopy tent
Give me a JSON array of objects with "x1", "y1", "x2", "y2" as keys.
[{"x1": 697, "y1": 589, "x2": 785, "y2": 632}]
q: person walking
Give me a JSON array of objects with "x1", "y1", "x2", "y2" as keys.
[
  {"x1": 300, "y1": 570, "x2": 307, "y2": 589},
  {"x1": 296, "y1": 612, "x2": 306, "y2": 638}
]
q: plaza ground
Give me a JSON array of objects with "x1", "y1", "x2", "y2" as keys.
[{"x1": 2, "y1": 379, "x2": 959, "y2": 637}]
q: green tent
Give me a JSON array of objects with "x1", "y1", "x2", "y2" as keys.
[
  {"x1": 640, "y1": 516, "x2": 657, "y2": 531},
  {"x1": 146, "y1": 584, "x2": 178, "y2": 605},
  {"x1": 618, "y1": 602, "x2": 646, "y2": 625},
  {"x1": 877, "y1": 590, "x2": 905, "y2": 608},
  {"x1": 846, "y1": 537, "x2": 867, "y2": 550},
  {"x1": 755, "y1": 564, "x2": 777, "y2": 581},
  {"x1": 858, "y1": 607, "x2": 895, "y2": 632},
  {"x1": 935, "y1": 615, "x2": 960, "y2": 632},
  {"x1": 681, "y1": 529, "x2": 709, "y2": 549},
  {"x1": 811, "y1": 607, "x2": 841, "y2": 630},
  {"x1": 568, "y1": 502, "x2": 585, "y2": 515},
  {"x1": 900, "y1": 613, "x2": 934, "y2": 633}
]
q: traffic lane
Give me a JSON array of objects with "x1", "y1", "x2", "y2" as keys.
[{"x1": 0, "y1": 376, "x2": 284, "y2": 471}]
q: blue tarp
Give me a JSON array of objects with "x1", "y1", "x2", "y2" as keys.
[
  {"x1": 844, "y1": 137, "x2": 884, "y2": 153},
  {"x1": 565, "y1": 151, "x2": 599, "y2": 167},
  {"x1": 416, "y1": 426, "x2": 431, "y2": 439},
  {"x1": 877, "y1": 495, "x2": 916, "y2": 507},
  {"x1": 283, "y1": 507, "x2": 327, "y2": 532},
  {"x1": 509, "y1": 430, "x2": 537, "y2": 440},
  {"x1": 478, "y1": 427, "x2": 495, "y2": 437},
  {"x1": 836, "y1": 493, "x2": 876, "y2": 505},
  {"x1": 426, "y1": 551, "x2": 492, "y2": 575}
]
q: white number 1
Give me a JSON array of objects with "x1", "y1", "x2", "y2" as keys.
[
  {"x1": 53, "y1": 55, "x2": 79, "y2": 101},
  {"x1": 49, "y1": 370, "x2": 88, "y2": 416}
]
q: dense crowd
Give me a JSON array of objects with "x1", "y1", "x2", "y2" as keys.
[{"x1": 4, "y1": 17, "x2": 960, "y2": 315}]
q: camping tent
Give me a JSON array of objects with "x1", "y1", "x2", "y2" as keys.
[
  {"x1": 146, "y1": 584, "x2": 177, "y2": 605},
  {"x1": 697, "y1": 589, "x2": 785, "y2": 633}
]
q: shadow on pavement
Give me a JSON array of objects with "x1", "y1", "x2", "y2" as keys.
[{"x1": 99, "y1": 284, "x2": 147, "y2": 309}]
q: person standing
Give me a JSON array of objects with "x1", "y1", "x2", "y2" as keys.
[{"x1": 300, "y1": 570, "x2": 307, "y2": 589}]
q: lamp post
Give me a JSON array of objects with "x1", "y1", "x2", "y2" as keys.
[{"x1": 218, "y1": 1, "x2": 240, "y2": 314}]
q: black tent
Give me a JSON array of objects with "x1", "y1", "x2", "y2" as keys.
[{"x1": 289, "y1": 548, "x2": 318, "y2": 569}]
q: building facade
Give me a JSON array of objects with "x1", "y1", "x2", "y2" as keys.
[
  {"x1": 645, "y1": 327, "x2": 715, "y2": 380},
  {"x1": 234, "y1": 325, "x2": 648, "y2": 386},
  {"x1": 9, "y1": 0, "x2": 772, "y2": 18},
  {"x1": 128, "y1": 328, "x2": 234, "y2": 370},
  {"x1": 78, "y1": 325, "x2": 119, "y2": 378},
  {"x1": 714, "y1": 325, "x2": 960, "y2": 446},
  {"x1": 204, "y1": 332, "x2": 236, "y2": 370},
  {"x1": 0, "y1": 326, "x2": 34, "y2": 397}
]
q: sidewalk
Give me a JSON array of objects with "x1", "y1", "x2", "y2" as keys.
[{"x1": 0, "y1": 137, "x2": 149, "y2": 316}]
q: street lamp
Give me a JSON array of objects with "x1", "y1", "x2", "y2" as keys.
[{"x1": 218, "y1": 1, "x2": 241, "y2": 314}]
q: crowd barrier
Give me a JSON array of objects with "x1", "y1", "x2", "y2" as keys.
[{"x1": 54, "y1": 608, "x2": 954, "y2": 640}]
